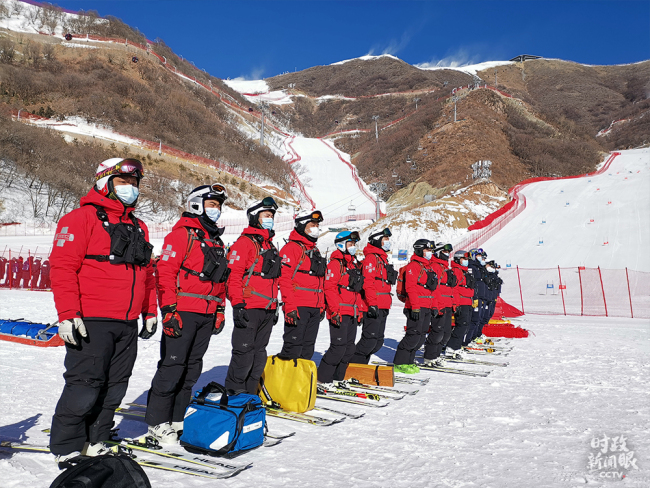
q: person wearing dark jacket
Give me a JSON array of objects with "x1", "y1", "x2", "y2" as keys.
[
  {"x1": 350, "y1": 228, "x2": 395, "y2": 365},
  {"x1": 224, "y1": 197, "x2": 281, "y2": 394},
  {"x1": 145, "y1": 184, "x2": 228, "y2": 445},
  {"x1": 464, "y1": 248, "x2": 488, "y2": 345},
  {"x1": 49, "y1": 158, "x2": 157, "y2": 467}
]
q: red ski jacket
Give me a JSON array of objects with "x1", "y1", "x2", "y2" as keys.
[
  {"x1": 279, "y1": 230, "x2": 325, "y2": 313},
  {"x1": 50, "y1": 188, "x2": 156, "y2": 323},
  {"x1": 429, "y1": 255, "x2": 453, "y2": 310},
  {"x1": 226, "y1": 226, "x2": 279, "y2": 310},
  {"x1": 324, "y1": 250, "x2": 366, "y2": 319},
  {"x1": 451, "y1": 261, "x2": 474, "y2": 307},
  {"x1": 157, "y1": 215, "x2": 226, "y2": 314},
  {"x1": 404, "y1": 255, "x2": 438, "y2": 311},
  {"x1": 362, "y1": 244, "x2": 393, "y2": 310}
]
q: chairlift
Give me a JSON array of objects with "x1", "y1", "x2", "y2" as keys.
[
  {"x1": 396, "y1": 178, "x2": 403, "y2": 186},
  {"x1": 348, "y1": 201, "x2": 356, "y2": 213},
  {"x1": 131, "y1": 56, "x2": 139, "y2": 63},
  {"x1": 64, "y1": 33, "x2": 72, "y2": 41},
  {"x1": 248, "y1": 107, "x2": 254, "y2": 112},
  {"x1": 392, "y1": 170, "x2": 398, "y2": 178}
]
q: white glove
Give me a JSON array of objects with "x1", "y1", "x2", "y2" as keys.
[{"x1": 58, "y1": 318, "x2": 87, "y2": 346}]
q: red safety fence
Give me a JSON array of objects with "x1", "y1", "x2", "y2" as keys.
[
  {"x1": 454, "y1": 152, "x2": 621, "y2": 252},
  {"x1": 499, "y1": 266, "x2": 650, "y2": 319},
  {"x1": 0, "y1": 249, "x2": 52, "y2": 291}
]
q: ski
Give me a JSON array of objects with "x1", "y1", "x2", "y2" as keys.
[
  {"x1": 345, "y1": 378, "x2": 418, "y2": 396},
  {"x1": 316, "y1": 393, "x2": 390, "y2": 408},
  {"x1": 313, "y1": 405, "x2": 365, "y2": 419},
  {"x1": 464, "y1": 347, "x2": 506, "y2": 355},
  {"x1": 394, "y1": 376, "x2": 429, "y2": 386},
  {"x1": 0, "y1": 440, "x2": 248, "y2": 479},
  {"x1": 265, "y1": 406, "x2": 345, "y2": 426},
  {"x1": 336, "y1": 383, "x2": 405, "y2": 400},
  {"x1": 372, "y1": 361, "x2": 489, "y2": 377},
  {"x1": 445, "y1": 357, "x2": 509, "y2": 367},
  {"x1": 123, "y1": 403, "x2": 296, "y2": 440},
  {"x1": 317, "y1": 385, "x2": 385, "y2": 401}
]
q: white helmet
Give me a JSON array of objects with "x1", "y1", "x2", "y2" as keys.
[{"x1": 186, "y1": 184, "x2": 228, "y2": 216}]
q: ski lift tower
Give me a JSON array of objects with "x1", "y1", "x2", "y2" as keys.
[
  {"x1": 369, "y1": 182, "x2": 387, "y2": 221},
  {"x1": 372, "y1": 115, "x2": 380, "y2": 142},
  {"x1": 413, "y1": 98, "x2": 421, "y2": 110},
  {"x1": 258, "y1": 101, "x2": 269, "y2": 146},
  {"x1": 452, "y1": 95, "x2": 459, "y2": 122}
]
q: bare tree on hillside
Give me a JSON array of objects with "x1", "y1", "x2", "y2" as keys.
[
  {"x1": 0, "y1": 38, "x2": 16, "y2": 64},
  {"x1": 39, "y1": 3, "x2": 63, "y2": 34}
]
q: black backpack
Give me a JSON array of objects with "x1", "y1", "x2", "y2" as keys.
[{"x1": 50, "y1": 454, "x2": 151, "y2": 488}]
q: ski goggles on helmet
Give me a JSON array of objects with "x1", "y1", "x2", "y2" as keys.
[
  {"x1": 296, "y1": 210, "x2": 324, "y2": 225},
  {"x1": 95, "y1": 159, "x2": 144, "y2": 181},
  {"x1": 260, "y1": 196, "x2": 278, "y2": 210},
  {"x1": 203, "y1": 183, "x2": 228, "y2": 202},
  {"x1": 370, "y1": 228, "x2": 392, "y2": 240},
  {"x1": 335, "y1": 231, "x2": 360, "y2": 243},
  {"x1": 436, "y1": 243, "x2": 453, "y2": 253}
]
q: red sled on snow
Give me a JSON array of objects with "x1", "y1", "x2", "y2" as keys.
[
  {"x1": 0, "y1": 319, "x2": 64, "y2": 347},
  {"x1": 483, "y1": 298, "x2": 529, "y2": 338}
]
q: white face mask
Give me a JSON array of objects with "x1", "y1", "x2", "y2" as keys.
[
  {"x1": 261, "y1": 218, "x2": 274, "y2": 230},
  {"x1": 382, "y1": 240, "x2": 391, "y2": 251},
  {"x1": 205, "y1": 208, "x2": 221, "y2": 222},
  {"x1": 424, "y1": 251, "x2": 433, "y2": 260},
  {"x1": 486, "y1": 266, "x2": 495, "y2": 273},
  {"x1": 115, "y1": 185, "x2": 139, "y2": 205},
  {"x1": 347, "y1": 245, "x2": 357, "y2": 255},
  {"x1": 307, "y1": 227, "x2": 321, "y2": 239},
  {"x1": 460, "y1": 259, "x2": 469, "y2": 267}
]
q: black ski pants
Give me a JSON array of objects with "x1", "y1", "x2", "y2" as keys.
[
  {"x1": 446, "y1": 305, "x2": 472, "y2": 351},
  {"x1": 279, "y1": 306, "x2": 321, "y2": 360},
  {"x1": 394, "y1": 307, "x2": 432, "y2": 365},
  {"x1": 350, "y1": 308, "x2": 389, "y2": 365},
  {"x1": 50, "y1": 320, "x2": 138, "y2": 456},
  {"x1": 145, "y1": 311, "x2": 214, "y2": 427},
  {"x1": 423, "y1": 307, "x2": 452, "y2": 360},
  {"x1": 317, "y1": 315, "x2": 358, "y2": 383},
  {"x1": 478, "y1": 300, "x2": 496, "y2": 336},
  {"x1": 464, "y1": 299, "x2": 486, "y2": 345},
  {"x1": 225, "y1": 308, "x2": 276, "y2": 395}
]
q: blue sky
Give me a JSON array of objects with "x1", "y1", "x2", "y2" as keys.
[{"x1": 54, "y1": 1, "x2": 649, "y2": 79}]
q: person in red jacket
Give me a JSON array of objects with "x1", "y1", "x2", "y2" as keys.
[
  {"x1": 422, "y1": 242, "x2": 454, "y2": 367},
  {"x1": 317, "y1": 231, "x2": 365, "y2": 385},
  {"x1": 278, "y1": 211, "x2": 326, "y2": 360},
  {"x1": 49, "y1": 158, "x2": 157, "y2": 467},
  {"x1": 350, "y1": 228, "x2": 396, "y2": 364},
  {"x1": 393, "y1": 239, "x2": 438, "y2": 374},
  {"x1": 444, "y1": 250, "x2": 474, "y2": 359},
  {"x1": 224, "y1": 197, "x2": 281, "y2": 394},
  {"x1": 145, "y1": 184, "x2": 229, "y2": 444}
]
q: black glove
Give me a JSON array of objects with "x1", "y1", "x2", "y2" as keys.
[
  {"x1": 273, "y1": 310, "x2": 279, "y2": 325},
  {"x1": 212, "y1": 306, "x2": 226, "y2": 335},
  {"x1": 161, "y1": 305, "x2": 182, "y2": 338},
  {"x1": 319, "y1": 310, "x2": 325, "y2": 322},
  {"x1": 367, "y1": 305, "x2": 379, "y2": 319},
  {"x1": 330, "y1": 313, "x2": 342, "y2": 328},
  {"x1": 233, "y1": 303, "x2": 249, "y2": 329},
  {"x1": 409, "y1": 309, "x2": 420, "y2": 321},
  {"x1": 285, "y1": 310, "x2": 299, "y2": 327}
]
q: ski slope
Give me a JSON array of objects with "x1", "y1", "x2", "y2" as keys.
[
  {"x1": 289, "y1": 137, "x2": 378, "y2": 218},
  {"x1": 482, "y1": 149, "x2": 650, "y2": 271}
]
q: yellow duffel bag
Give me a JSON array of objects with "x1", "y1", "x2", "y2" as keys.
[{"x1": 258, "y1": 355, "x2": 317, "y2": 413}]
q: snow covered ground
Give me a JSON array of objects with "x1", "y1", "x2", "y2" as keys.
[
  {"x1": 289, "y1": 137, "x2": 377, "y2": 218},
  {"x1": 0, "y1": 292, "x2": 648, "y2": 487},
  {"x1": 482, "y1": 149, "x2": 650, "y2": 271}
]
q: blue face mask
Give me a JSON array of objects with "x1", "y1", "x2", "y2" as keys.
[
  {"x1": 261, "y1": 218, "x2": 274, "y2": 230},
  {"x1": 347, "y1": 245, "x2": 357, "y2": 255},
  {"x1": 461, "y1": 259, "x2": 469, "y2": 267},
  {"x1": 205, "y1": 208, "x2": 221, "y2": 222},
  {"x1": 382, "y1": 240, "x2": 391, "y2": 252},
  {"x1": 115, "y1": 185, "x2": 139, "y2": 205}
]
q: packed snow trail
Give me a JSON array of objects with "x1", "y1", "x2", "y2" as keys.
[
  {"x1": 288, "y1": 136, "x2": 377, "y2": 217},
  {"x1": 0, "y1": 292, "x2": 648, "y2": 487},
  {"x1": 481, "y1": 149, "x2": 650, "y2": 271}
]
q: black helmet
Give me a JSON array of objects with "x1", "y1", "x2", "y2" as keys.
[
  {"x1": 435, "y1": 243, "x2": 453, "y2": 260},
  {"x1": 413, "y1": 239, "x2": 432, "y2": 257},
  {"x1": 247, "y1": 196, "x2": 278, "y2": 228},
  {"x1": 368, "y1": 228, "x2": 391, "y2": 248},
  {"x1": 453, "y1": 250, "x2": 469, "y2": 263}
]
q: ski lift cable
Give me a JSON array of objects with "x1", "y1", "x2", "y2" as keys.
[
  {"x1": 317, "y1": 190, "x2": 371, "y2": 212},
  {"x1": 322, "y1": 192, "x2": 370, "y2": 215}
]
